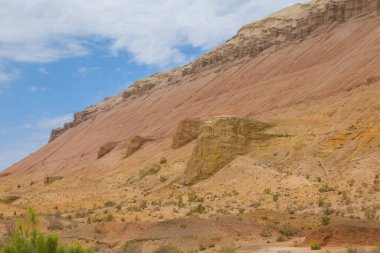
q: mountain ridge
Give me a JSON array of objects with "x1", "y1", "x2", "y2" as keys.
[{"x1": 48, "y1": 0, "x2": 380, "y2": 143}]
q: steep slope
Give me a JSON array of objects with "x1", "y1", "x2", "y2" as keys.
[{"x1": 1, "y1": 0, "x2": 380, "y2": 238}]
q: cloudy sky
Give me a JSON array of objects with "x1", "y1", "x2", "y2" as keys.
[{"x1": 0, "y1": 0, "x2": 305, "y2": 170}]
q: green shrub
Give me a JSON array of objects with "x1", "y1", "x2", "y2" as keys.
[
  {"x1": 0, "y1": 207, "x2": 94, "y2": 253},
  {"x1": 153, "y1": 244, "x2": 183, "y2": 253},
  {"x1": 310, "y1": 241, "x2": 321, "y2": 250},
  {"x1": 279, "y1": 224, "x2": 296, "y2": 237},
  {"x1": 0, "y1": 213, "x2": 3, "y2": 220},
  {"x1": 363, "y1": 205, "x2": 379, "y2": 220},
  {"x1": 104, "y1": 200, "x2": 116, "y2": 207},
  {"x1": 187, "y1": 204, "x2": 206, "y2": 215},
  {"x1": 322, "y1": 216, "x2": 331, "y2": 225},
  {"x1": 319, "y1": 184, "x2": 334, "y2": 193},
  {"x1": 104, "y1": 213, "x2": 115, "y2": 222}
]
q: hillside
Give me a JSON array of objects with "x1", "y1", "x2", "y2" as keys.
[{"x1": 1, "y1": 0, "x2": 380, "y2": 252}]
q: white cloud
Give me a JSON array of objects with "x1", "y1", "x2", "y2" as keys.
[
  {"x1": 77, "y1": 66, "x2": 99, "y2": 75},
  {"x1": 0, "y1": 0, "x2": 304, "y2": 67},
  {"x1": 28, "y1": 86, "x2": 48, "y2": 92},
  {"x1": 37, "y1": 113, "x2": 73, "y2": 129},
  {"x1": 0, "y1": 68, "x2": 20, "y2": 93},
  {"x1": 39, "y1": 67, "x2": 49, "y2": 76}
]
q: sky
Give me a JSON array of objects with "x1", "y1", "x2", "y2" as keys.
[{"x1": 0, "y1": 0, "x2": 305, "y2": 171}]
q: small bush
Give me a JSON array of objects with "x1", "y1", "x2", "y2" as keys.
[
  {"x1": 47, "y1": 219, "x2": 64, "y2": 231},
  {"x1": 104, "y1": 200, "x2": 116, "y2": 207},
  {"x1": 279, "y1": 224, "x2": 296, "y2": 237},
  {"x1": 363, "y1": 205, "x2": 379, "y2": 220},
  {"x1": 153, "y1": 244, "x2": 184, "y2": 253},
  {"x1": 104, "y1": 213, "x2": 115, "y2": 222},
  {"x1": 123, "y1": 240, "x2": 142, "y2": 253},
  {"x1": 187, "y1": 204, "x2": 206, "y2": 215},
  {"x1": 319, "y1": 184, "x2": 334, "y2": 193},
  {"x1": 310, "y1": 241, "x2": 321, "y2": 250},
  {"x1": 322, "y1": 216, "x2": 331, "y2": 225},
  {"x1": 219, "y1": 245, "x2": 237, "y2": 253}
]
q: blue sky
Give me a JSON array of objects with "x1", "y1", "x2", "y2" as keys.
[{"x1": 0, "y1": 0, "x2": 304, "y2": 170}]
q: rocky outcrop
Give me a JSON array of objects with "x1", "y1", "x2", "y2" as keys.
[
  {"x1": 49, "y1": 111, "x2": 93, "y2": 142},
  {"x1": 125, "y1": 136, "x2": 154, "y2": 158},
  {"x1": 183, "y1": 116, "x2": 275, "y2": 185},
  {"x1": 44, "y1": 176, "x2": 63, "y2": 186},
  {"x1": 182, "y1": 0, "x2": 379, "y2": 76},
  {"x1": 171, "y1": 118, "x2": 204, "y2": 149},
  {"x1": 97, "y1": 142, "x2": 118, "y2": 159}
]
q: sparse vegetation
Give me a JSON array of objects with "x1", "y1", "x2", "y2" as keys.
[
  {"x1": 104, "y1": 200, "x2": 116, "y2": 207},
  {"x1": 104, "y1": 213, "x2": 115, "y2": 222},
  {"x1": 363, "y1": 205, "x2": 379, "y2": 220},
  {"x1": 322, "y1": 216, "x2": 331, "y2": 225},
  {"x1": 153, "y1": 244, "x2": 184, "y2": 253},
  {"x1": 0, "y1": 207, "x2": 93, "y2": 253},
  {"x1": 218, "y1": 245, "x2": 237, "y2": 253},
  {"x1": 346, "y1": 247, "x2": 380, "y2": 253},
  {"x1": 187, "y1": 204, "x2": 206, "y2": 215},
  {"x1": 310, "y1": 241, "x2": 321, "y2": 250},
  {"x1": 319, "y1": 184, "x2": 334, "y2": 193},
  {"x1": 123, "y1": 240, "x2": 142, "y2": 253}
]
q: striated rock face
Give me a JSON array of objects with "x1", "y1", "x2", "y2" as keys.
[
  {"x1": 48, "y1": 0, "x2": 379, "y2": 143},
  {"x1": 125, "y1": 136, "x2": 154, "y2": 158},
  {"x1": 183, "y1": 116, "x2": 275, "y2": 185},
  {"x1": 171, "y1": 118, "x2": 204, "y2": 149},
  {"x1": 97, "y1": 142, "x2": 118, "y2": 159},
  {"x1": 182, "y1": 0, "x2": 379, "y2": 75}
]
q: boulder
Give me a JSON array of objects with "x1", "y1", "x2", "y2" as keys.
[
  {"x1": 125, "y1": 136, "x2": 153, "y2": 158},
  {"x1": 184, "y1": 116, "x2": 274, "y2": 185},
  {"x1": 97, "y1": 142, "x2": 118, "y2": 159},
  {"x1": 171, "y1": 118, "x2": 203, "y2": 149}
]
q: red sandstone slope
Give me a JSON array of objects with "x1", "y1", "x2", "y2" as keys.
[{"x1": 2, "y1": 0, "x2": 380, "y2": 190}]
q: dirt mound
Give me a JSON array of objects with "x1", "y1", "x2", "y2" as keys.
[
  {"x1": 171, "y1": 118, "x2": 203, "y2": 149},
  {"x1": 97, "y1": 142, "x2": 118, "y2": 159},
  {"x1": 125, "y1": 136, "x2": 153, "y2": 158},
  {"x1": 304, "y1": 224, "x2": 380, "y2": 246},
  {"x1": 183, "y1": 116, "x2": 274, "y2": 185}
]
